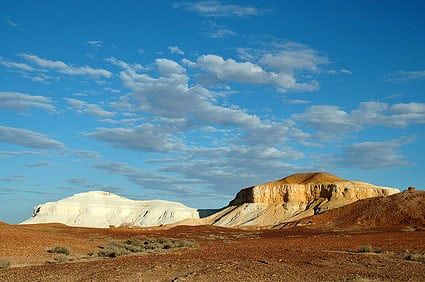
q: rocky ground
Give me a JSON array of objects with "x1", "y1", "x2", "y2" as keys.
[{"x1": 1, "y1": 222, "x2": 425, "y2": 281}]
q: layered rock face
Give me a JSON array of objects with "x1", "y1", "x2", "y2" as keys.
[
  {"x1": 20, "y1": 191, "x2": 199, "y2": 228},
  {"x1": 211, "y1": 172, "x2": 400, "y2": 227}
]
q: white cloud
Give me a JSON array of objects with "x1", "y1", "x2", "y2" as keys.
[
  {"x1": 106, "y1": 57, "x2": 145, "y2": 72},
  {"x1": 293, "y1": 105, "x2": 356, "y2": 134},
  {"x1": 386, "y1": 70, "x2": 425, "y2": 83},
  {"x1": 173, "y1": 1, "x2": 267, "y2": 17},
  {"x1": 352, "y1": 102, "x2": 425, "y2": 128},
  {"x1": 88, "y1": 124, "x2": 186, "y2": 152},
  {"x1": 259, "y1": 45, "x2": 328, "y2": 74},
  {"x1": 23, "y1": 161, "x2": 50, "y2": 167},
  {"x1": 87, "y1": 40, "x2": 103, "y2": 48},
  {"x1": 188, "y1": 43, "x2": 327, "y2": 92},
  {"x1": 168, "y1": 46, "x2": 184, "y2": 55},
  {"x1": 162, "y1": 145, "x2": 303, "y2": 194},
  {"x1": 336, "y1": 138, "x2": 411, "y2": 169},
  {"x1": 208, "y1": 27, "x2": 235, "y2": 39},
  {"x1": 293, "y1": 101, "x2": 425, "y2": 140},
  {"x1": 64, "y1": 98, "x2": 115, "y2": 117},
  {"x1": 0, "y1": 91, "x2": 55, "y2": 112},
  {"x1": 0, "y1": 150, "x2": 45, "y2": 159},
  {"x1": 92, "y1": 161, "x2": 206, "y2": 197},
  {"x1": 21, "y1": 54, "x2": 112, "y2": 78},
  {"x1": 68, "y1": 149, "x2": 101, "y2": 160},
  {"x1": 114, "y1": 57, "x2": 261, "y2": 128},
  {"x1": 0, "y1": 125, "x2": 64, "y2": 149},
  {"x1": 282, "y1": 97, "x2": 310, "y2": 105},
  {"x1": 192, "y1": 54, "x2": 269, "y2": 84},
  {"x1": 0, "y1": 57, "x2": 34, "y2": 71},
  {"x1": 5, "y1": 16, "x2": 19, "y2": 30}
]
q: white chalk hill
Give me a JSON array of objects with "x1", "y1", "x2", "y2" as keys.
[{"x1": 20, "y1": 191, "x2": 199, "y2": 228}]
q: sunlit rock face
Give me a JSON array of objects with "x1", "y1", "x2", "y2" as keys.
[
  {"x1": 211, "y1": 172, "x2": 400, "y2": 227},
  {"x1": 20, "y1": 191, "x2": 200, "y2": 228}
]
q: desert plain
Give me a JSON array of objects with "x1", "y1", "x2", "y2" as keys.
[{"x1": 1, "y1": 192, "x2": 425, "y2": 282}]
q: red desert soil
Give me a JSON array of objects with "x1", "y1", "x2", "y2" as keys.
[
  {"x1": 275, "y1": 171, "x2": 347, "y2": 184},
  {"x1": 1, "y1": 190, "x2": 425, "y2": 281}
]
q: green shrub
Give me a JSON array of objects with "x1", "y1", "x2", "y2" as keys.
[
  {"x1": 47, "y1": 246, "x2": 70, "y2": 255},
  {"x1": 97, "y1": 237, "x2": 194, "y2": 258},
  {"x1": 97, "y1": 242, "x2": 130, "y2": 258},
  {"x1": 358, "y1": 245, "x2": 373, "y2": 253},
  {"x1": 0, "y1": 259, "x2": 10, "y2": 270},
  {"x1": 54, "y1": 254, "x2": 69, "y2": 263}
]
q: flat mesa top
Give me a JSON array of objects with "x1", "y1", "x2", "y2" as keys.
[{"x1": 274, "y1": 172, "x2": 347, "y2": 185}]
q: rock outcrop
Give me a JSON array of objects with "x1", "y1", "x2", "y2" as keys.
[
  {"x1": 209, "y1": 172, "x2": 400, "y2": 227},
  {"x1": 275, "y1": 189, "x2": 425, "y2": 229},
  {"x1": 20, "y1": 191, "x2": 199, "y2": 228}
]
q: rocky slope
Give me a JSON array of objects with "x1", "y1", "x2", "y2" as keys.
[
  {"x1": 20, "y1": 191, "x2": 199, "y2": 228},
  {"x1": 209, "y1": 172, "x2": 400, "y2": 227}
]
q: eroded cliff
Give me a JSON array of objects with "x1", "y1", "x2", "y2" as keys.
[{"x1": 211, "y1": 172, "x2": 400, "y2": 227}]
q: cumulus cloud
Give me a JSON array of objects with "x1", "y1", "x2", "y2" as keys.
[
  {"x1": 21, "y1": 54, "x2": 112, "y2": 78},
  {"x1": 0, "y1": 150, "x2": 45, "y2": 158},
  {"x1": 173, "y1": 1, "x2": 267, "y2": 17},
  {"x1": 293, "y1": 105, "x2": 356, "y2": 134},
  {"x1": 68, "y1": 149, "x2": 101, "y2": 160},
  {"x1": 5, "y1": 16, "x2": 20, "y2": 30},
  {"x1": 336, "y1": 138, "x2": 411, "y2": 169},
  {"x1": 64, "y1": 98, "x2": 115, "y2": 117},
  {"x1": 0, "y1": 125, "x2": 64, "y2": 149},
  {"x1": 168, "y1": 46, "x2": 184, "y2": 55},
  {"x1": 208, "y1": 27, "x2": 235, "y2": 39},
  {"x1": 92, "y1": 161, "x2": 206, "y2": 197},
  {"x1": 162, "y1": 145, "x2": 303, "y2": 194},
  {"x1": 23, "y1": 161, "x2": 49, "y2": 167},
  {"x1": 294, "y1": 101, "x2": 425, "y2": 140},
  {"x1": 114, "y1": 57, "x2": 261, "y2": 128},
  {"x1": 385, "y1": 70, "x2": 425, "y2": 83},
  {"x1": 260, "y1": 43, "x2": 328, "y2": 72},
  {"x1": 187, "y1": 43, "x2": 327, "y2": 92},
  {"x1": 0, "y1": 91, "x2": 55, "y2": 112},
  {"x1": 88, "y1": 124, "x2": 186, "y2": 152},
  {"x1": 87, "y1": 40, "x2": 103, "y2": 48},
  {"x1": 66, "y1": 177, "x2": 123, "y2": 193},
  {"x1": 0, "y1": 57, "x2": 34, "y2": 71}
]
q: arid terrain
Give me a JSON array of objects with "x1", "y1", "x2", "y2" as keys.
[{"x1": 1, "y1": 190, "x2": 425, "y2": 281}]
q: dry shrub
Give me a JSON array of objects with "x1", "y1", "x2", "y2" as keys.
[
  {"x1": 357, "y1": 245, "x2": 373, "y2": 253},
  {"x1": 54, "y1": 254, "x2": 69, "y2": 263},
  {"x1": 97, "y1": 237, "x2": 194, "y2": 258},
  {"x1": 47, "y1": 246, "x2": 70, "y2": 255},
  {"x1": 0, "y1": 259, "x2": 10, "y2": 270},
  {"x1": 405, "y1": 253, "x2": 425, "y2": 263}
]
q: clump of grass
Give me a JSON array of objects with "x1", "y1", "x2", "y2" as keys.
[
  {"x1": 53, "y1": 254, "x2": 69, "y2": 263},
  {"x1": 357, "y1": 245, "x2": 373, "y2": 253},
  {"x1": 97, "y1": 237, "x2": 194, "y2": 258},
  {"x1": 47, "y1": 246, "x2": 70, "y2": 255},
  {"x1": 405, "y1": 253, "x2": 425, "y2": 263},
  {"x1": 0, "y1": 259, "x2": 10, "y2": 270},
  {"x1": 97, "y1": 242, "x2": 131, "y2": 258},
  {"x1": 356, "y1": 245, "x2": 385, "y2": 254}
]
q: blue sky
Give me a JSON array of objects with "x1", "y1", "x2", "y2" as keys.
[{"x1": 1, "y1": 0, "x2": 424, "y2": 224}]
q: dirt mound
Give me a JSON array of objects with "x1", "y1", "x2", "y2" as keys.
[
  {"x1": 285, "y1": 190, "x2": 425, "y2": 229},
  {"x1": 275, "y1": 172, "x2": 346, "y2": 184}
]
